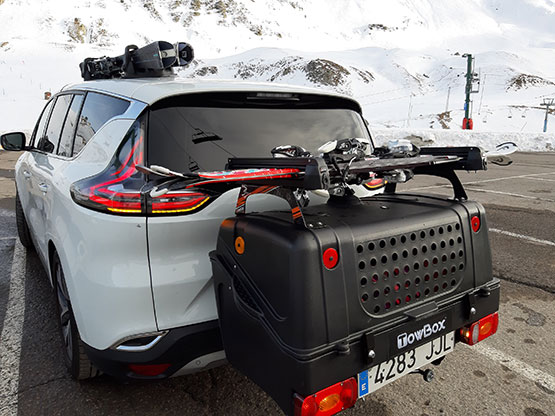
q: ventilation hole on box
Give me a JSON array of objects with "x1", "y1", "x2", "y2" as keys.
[
  {"x1": 405, "y1": 280, "x2": 411, "y2": 289},
  {"x1": 381, "y1": 255, "x2": 388, "y2": 264},
  {"x1": 392, "y1": 252, "x2": 399, "y2": 261},
  {"x1": 442, "y1": 254, "x2": 447, "y2": 262},
  {"x1": 395, "y1": 298, "x2": 401, "y2": 306},
  {"x1": 442, "y1": 282, "x2": 448, "y2": 289},
  {"x1": 360, "y1": 277, "x2": 368, "y2": 286},
  {"x1": 432, "y1": 257, "x2": 439, "y2": 265},
  {"x1": 433, "y1": 271, "x2": 439, "y2": 279},
  {"x1": 394, "y1": 268, "x2": 400, "y2": 276},
  {"x1": 457, "y1": 236, "x2": 462, "y2": 244},
  {"x1": 414, "y1": 262, "x2": 420, "y2": 271},
  {"x1": 390, "y1": 237, "x2": 397, "y2": 246},
  {"x1": 451, "y1": 279, "x2": 457, "y2": 286},
  {"x1": 439, "y1": 227, "x2": 444, "y2": 234},
  {"x1": 423, "y1": 259, "x2": 429, "y2": 268},
  {"x1": 430, "y1": 229, "x2": 435, "y2": 237},
  {"x1": 455, "y1": 223, "x2": 460, "y2": 230},
  {"x1": 368, "y1": 242, "x2": 375, "y2": 251},
  {"x1": 379, "y1": 240, "x2": 386, "y2": 249},
  {"x1": 434, "y1": 285, "x2": 439, "y2": 292},
  {"x1": 370, "y1": 258, "x2": 377, "y2": 267},
  {"x1": 385, "y1": 302, "x2": 391, "y2": 310},
  {"x1": 374, "y1": 305, "x2": 380, "y2": 313},
  {"x1": 449, "y1": 238, "x2": 455, "y2": 246},
  {"x1": 424, "y1": 288, "x2": 430, "y2": 296},
  {"x1": 442, "y1": 268, "x2": 448, "y2": 276},
  {"x1": 410, "y1": 233, "x2": 417, "y2": 241},
  {"x1": 451, "y1": 252, "x2": 456, "y2": 260},
  {"x1": 384, "y1": 286, "x2": 391, "y2": 295},
  {"x1": 415, "y1": 277, "x2": 421, "y2": 285},
  {"x1": 401, "y1": 250, "x2": 408, "y2": 259},
  {"x1": 400, "y1": 235, "x2": 407, "y2": 243},
  {"x1": 451, "y1": 265, "x2": 456, "y2": 274},
  {"x1": 357, "y1": 244, "x2": 364, "y2": 253},
  {"x1": 362, "y1": 293, "x2": 369, "y2": 302},
  {"x1": 404, "y1": 265, "x2": 410, "y2": 274},
  {"x1": 440, "y1": 240, "x2": 446, "y2": 249},
  {"x1": 420, "y1": 230, "x2": 426, "y2": 239},
  {"x1": 459, "y1": 263, "x2": 465, "y2": 270},
  {"x1": 383, "y1": 270, "x2": 390, "y2": 278},
  {"x1": 373, "y1": 290, "x2": 380, "y2": 298},
  {"x1": 394, "y1": 283, "x2": 400, "y2": 291},
  {"x1": 406, "y1": 295, "x2": 411, "y2": 303},
  {"x1": 431, "y1": 243, "x2": 437, "y2": 251},
  {"x1": 424, "y1": 274, "x2": 430, "y2": 281},
  {"x1": 415, "y1": 291, "x2": 421, "y2": 298},
  {"x1": 422, "y1": 245, "x2": 428, "y2": 253},
  {"x1": 372, "y1": 274, "x2": 379, "y2": 283},
  {"x1": 412, "y1": 247, "x2": 418, "y2": 256},
  {"x1": 359, "y1": 261, "x2": 366, "y2": 270},
  {"x1": 447, "y1": 225, "x2": 453, "y2": 233},
  {"x1": 459, "y1": 250, "x2": 464, "y2": 257}
]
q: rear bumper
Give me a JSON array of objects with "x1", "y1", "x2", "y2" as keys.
[{"x1": 83, "y1": 320, "x2": 223, "y2": 380}]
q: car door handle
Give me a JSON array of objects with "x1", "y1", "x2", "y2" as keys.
[
  {"x1": 38, "y1": 183, "x2": 49, "y2": 193},
  {"x1": 23, "y1": 170, "x2": 32, "y2": 179}
]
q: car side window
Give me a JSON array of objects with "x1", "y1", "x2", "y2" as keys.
[
  {"x1": 31, "y1": 99, "x2": 55, "y2": 148},
  {"x1": 37, "y1": 94, "x2": 72, "y2": 154},
  {"x1": 73, "y1": 92, "x2": 130, "y2": 155},
  {"x1": 57, "y1": 94, "x2": 85, "y2": 157}
]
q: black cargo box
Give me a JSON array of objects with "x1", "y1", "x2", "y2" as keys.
[{"x1": 211, "y1": 194, "x2": 500, "y2": 414}]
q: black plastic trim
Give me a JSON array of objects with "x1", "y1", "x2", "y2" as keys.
[{"x1": 82, "y1": 320, "x2": 223, "y2": 380}]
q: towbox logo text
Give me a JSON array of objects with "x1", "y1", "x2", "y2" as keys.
[{"x1": 397, "y1": 318, "x2": 447, "y2": 349}]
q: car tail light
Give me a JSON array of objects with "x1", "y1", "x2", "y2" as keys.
[
  {"x1": 294, "y1": 378, "x2": 357, "y2": 416},
  {"x1": 128, "y1": 363, "x2": 171, "y2": 376},
  {"x1": 70, "y1": 117, "x2": 211, "y2": 216},
  {"x1": 459, "y1": 312, "x2": 499, "y2": 346}
]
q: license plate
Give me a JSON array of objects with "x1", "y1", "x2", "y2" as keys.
[{"x1": 358, "y1": 331, "x2": 455, "y2": 398}]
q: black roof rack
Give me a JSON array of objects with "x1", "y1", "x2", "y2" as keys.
[{"x1": 79, "y1": 41, "x2": 194, "y2": 81}]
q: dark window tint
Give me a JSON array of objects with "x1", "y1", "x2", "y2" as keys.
[
  {"x1": 57, "y1": 94, "x2": 84, "y2": 157},
  {"x1": 31, "y1": 99, "x2": 55, "y2": 148},
  {"x1": 73, "y1": 92, "x2": 130, "y2": 155},
  {"x1": 148, "y1": 106, "x2": 370, "y2": 172},
  {"x1": 37, "y1": 94, "x2": 72, "y2": 153}
]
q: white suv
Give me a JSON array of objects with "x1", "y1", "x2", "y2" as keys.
[{"x1": 1, "y1": 78, "x2": 373, "y2": 380}]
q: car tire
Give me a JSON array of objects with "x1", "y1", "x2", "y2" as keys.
[
  {"x1": 52, "y1": 252, "x2": 100, "y2": 380},
  {"x1": 15, "y1": 192, "x2": 34, "y2": 250}
]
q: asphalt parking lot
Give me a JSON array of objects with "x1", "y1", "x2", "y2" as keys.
[{"x1": 0, "y1": 151, "x2": 554, "y2": 416}]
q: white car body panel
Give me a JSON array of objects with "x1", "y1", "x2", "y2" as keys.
[{"x1": 62, "y1": 78, "x2": 358, "y2": 107}]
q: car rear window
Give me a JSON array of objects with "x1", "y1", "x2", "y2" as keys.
[
  {"x1": 147, "y1": 95, "x2": 370, "y2": 173},
  {"x1": 73, "y1": 92, "x2": 130, "y2": 155}
]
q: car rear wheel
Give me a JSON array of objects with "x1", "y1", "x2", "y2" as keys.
[
  {"x1": 53, "y1": 252, "x2": 100, "y2": 380},
  {"x1": 15, "y1": 192, "x2": 33, "y2": 250}
]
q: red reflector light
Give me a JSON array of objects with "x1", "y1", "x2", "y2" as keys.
[
  {"x1": 323, "y1": 248, "x2": 339, "y2": 269},
  {"x1": 294, "y1": 378, "x2": 357, "y2": 416},
  {"x1": 471, "y1": 215, "x2": 481, "y2": 232},
  {"x1": 128, "y1": 363, "x2": 171, "y2": 377},
  {"x1": 460, "y1": 312, "x2": 499, "y2": 345}
]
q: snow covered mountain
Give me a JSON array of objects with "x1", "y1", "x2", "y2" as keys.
[{"x1": 1, "y1": 0, "x2": 555, "y2": 147}]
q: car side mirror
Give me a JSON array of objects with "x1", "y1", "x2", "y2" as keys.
[{"x1": 0, "y1": 132, "x2": 27, "y2": 151}]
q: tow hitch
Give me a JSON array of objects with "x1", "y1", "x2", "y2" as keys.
[{"x1": 411, "y1": 368, "x2": 435, "y2": 383}]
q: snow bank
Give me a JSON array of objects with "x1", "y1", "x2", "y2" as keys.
[{"x1": 372, "y1": 128, "x2": 555, "y2": 152}]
